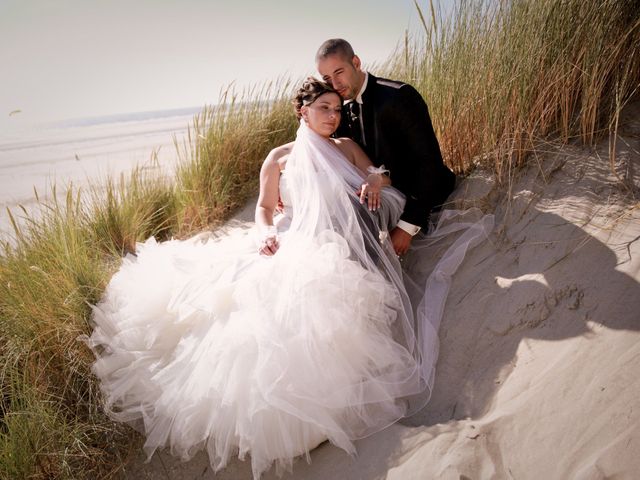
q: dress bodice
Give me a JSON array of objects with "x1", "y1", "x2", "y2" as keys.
[
  {"x1": 275, "y1": 170, "x2": 293, "y2": 230},
  {"x1": 279, "y1": 170, "x2": 292, "y2": 211}
]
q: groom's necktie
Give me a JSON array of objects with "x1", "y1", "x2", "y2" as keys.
[{"x1": 348, "y1": 101, "x2": 366, "y2": 147}]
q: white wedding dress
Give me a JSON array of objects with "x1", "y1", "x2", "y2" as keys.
[{"x1": 86, "y1": 122, "x2": 493, "y2": 479}]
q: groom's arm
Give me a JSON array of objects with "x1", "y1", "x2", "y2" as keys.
[{"x1": 391, "y1": 84, "x2": 453, "y2": 228}]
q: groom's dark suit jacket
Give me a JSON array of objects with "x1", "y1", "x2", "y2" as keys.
[{"x1": 336, "y1": 74, "x2": 455, "y2": 229}]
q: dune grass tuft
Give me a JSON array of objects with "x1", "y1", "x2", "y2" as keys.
[
  {"x1": 174, "y1": 80, "x2": 298, "y2": 233},
  {"x1": 1, "y1": 188, "x2": 134, "y2": 479},
  {"x1": 388, "y1": 0, "x2": 640, "y2": 177},
  {"x1": 88, "y1": 163, "x2": 178, "y2": 256}
]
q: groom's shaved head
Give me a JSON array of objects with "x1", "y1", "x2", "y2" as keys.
[
  {"x1": 315, "y1": 39, "x2": 355, "y2": 63},
  {"x1": 316, "y1": 38, "x2": 365, "y2": 101}
]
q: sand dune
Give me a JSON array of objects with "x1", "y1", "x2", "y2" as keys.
[{"x1": 124, "y1": 102, "x2": 640, "y2": 479}]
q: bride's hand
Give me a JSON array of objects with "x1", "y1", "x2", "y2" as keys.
[
  {"x1": 259, "y1": 227, "x2": 279, "y2": 256},
  {"x1": 357, "y1": 173, "x2": 383, "y2": 211}
]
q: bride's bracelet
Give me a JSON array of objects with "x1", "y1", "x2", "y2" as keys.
[
  {"x1": 259, "y1": 225, "x2": 278, "y2": 241},
  {"x1": 366, "y1": 165, "x2": 390, "y2": 176},
  {"x1": 256, "y1": 226, "x2": 278, "y2": 253}
]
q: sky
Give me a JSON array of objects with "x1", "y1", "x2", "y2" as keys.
[{"x1": 0, "y1": 0, "x2": 447, "y2": 131}]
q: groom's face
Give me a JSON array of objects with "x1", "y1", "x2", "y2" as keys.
[{"x1": 317, "y1": 54, "x2": 363, "y2": 101}]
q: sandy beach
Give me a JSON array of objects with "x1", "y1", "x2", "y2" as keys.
[
  {"x1": 0, "y1": 110, "x2": 195, "y2": 237},
  {"x1": 121, "y1": 101, "x2": 640, "y2": 479}
]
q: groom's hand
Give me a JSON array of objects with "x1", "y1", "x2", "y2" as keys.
[{"x1": 390, "y1": 227, "x2": 412, "y2": 256}]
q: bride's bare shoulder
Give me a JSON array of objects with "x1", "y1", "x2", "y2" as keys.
[
  {"x1": 331, "y1": 137, "x2": 357, "y2": 163},
  {"x1": 264, "y1": 141, "x2": 295, "y2": 169},
  {"x1": 268, "y1": 141, "x2": 294, "y2": 158}
]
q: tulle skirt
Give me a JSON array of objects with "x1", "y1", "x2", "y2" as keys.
[{"x1": 86, "y1": 226, "x2": 427, "y2": 478}]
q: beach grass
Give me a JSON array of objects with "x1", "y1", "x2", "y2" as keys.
[
  {"x1": 1, "y1": 188, "x2": 134, "y2": 479},
  {"x1": 174, "y1": 80, "x2": 298, "y2": 233},
  {"x1": 88, "y1": 163, "x2": 178, "y2": 256},
  {"x1": 391, "y1": 0, "x2": 640, "y2": 178},
  {"x1": 1, "y1": 0, "x2": 639, "y2": 478}
]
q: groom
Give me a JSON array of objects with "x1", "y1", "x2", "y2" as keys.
[{"x1": 316, "y1": 39, "x2": 456, "y2": 255}]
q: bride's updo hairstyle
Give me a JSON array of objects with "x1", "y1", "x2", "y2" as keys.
[{"x1": 293, "y1": 77, "x2": 342, "y2": 119}]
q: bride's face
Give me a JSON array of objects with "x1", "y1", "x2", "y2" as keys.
[{"x1": 301, "y1": 92, "x2": 342, "y2": 138}]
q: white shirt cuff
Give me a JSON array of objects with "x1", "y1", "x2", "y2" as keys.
[{"x1": 396, "y1": 220, "x2": 421, "y2": 236}]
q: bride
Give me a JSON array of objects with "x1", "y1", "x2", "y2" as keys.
[{"x1": 85, "y1": 78, "x2": 491, "y2": 479}]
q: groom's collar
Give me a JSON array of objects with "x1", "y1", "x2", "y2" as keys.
[{"x1": 345, "y1": 71, "x2": 369, "y2": 105}]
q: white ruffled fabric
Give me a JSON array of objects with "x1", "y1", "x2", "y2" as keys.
[{"x1": 85, "y1": 121, "x2": 493, "y2": 478}]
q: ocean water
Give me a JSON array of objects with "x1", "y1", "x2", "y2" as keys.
[{"x1": 0, "y1": 107, "x2": 201, "y2": 237}]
